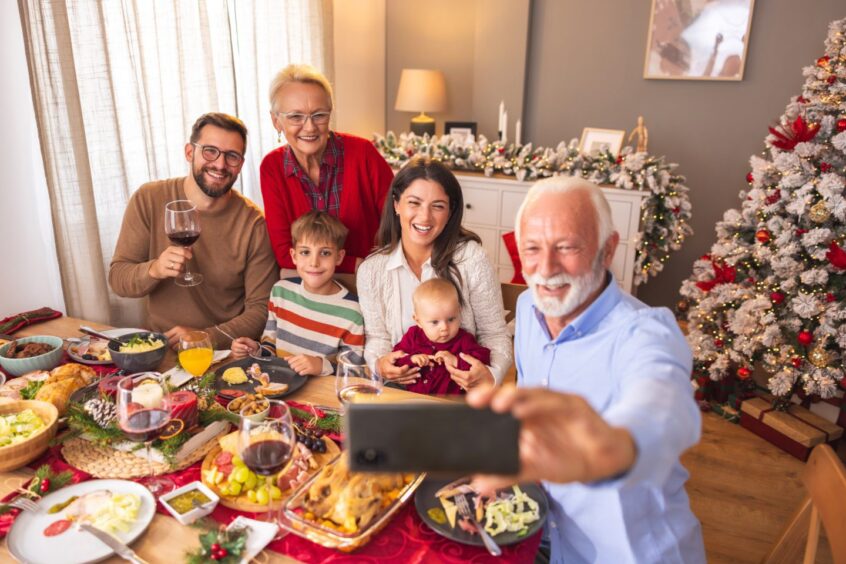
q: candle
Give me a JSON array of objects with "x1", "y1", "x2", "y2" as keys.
[
  {"x1": 498, "y1": 100, "x2": 505, "y2": 137},
  {"x1": 132, "y1": 382, "x2": 164, "y2": 409},
  {"x1": 515, "y1": 119, "x2": 522, "y2": 147},
  {"x1": 502, "y1": 110, "x2": 508, "y2": 144}
]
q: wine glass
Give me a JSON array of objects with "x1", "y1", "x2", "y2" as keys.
[
  {"x1": 165, "y1": 200, "x2": 203, "y2": 287},
  {"x1": 335, "y1": 350, "x2": 383, "y2": 411},
  {"x1": 178, "y1": 331, "x2": 213, "y2": 378},
  {"x1": 238, "y1": 400, "x2": 295, "y2": 532},
  {"x1": 116, "y1": 373, "x2": 174, "y2": 496}
]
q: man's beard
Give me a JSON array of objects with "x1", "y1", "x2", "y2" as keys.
[
  {"x1": 192, "y1": 163, "x2": 236, "y2": 198},
  {"x1": 524, "y1": 255, "x2": 606, "y2": 319}
]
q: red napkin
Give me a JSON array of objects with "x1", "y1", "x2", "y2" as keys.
[{"x1": 0, "y1": 307, "x2": 63, "y2": 335}]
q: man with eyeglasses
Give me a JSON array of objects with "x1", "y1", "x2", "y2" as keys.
[{"x1": 109, "y1": 112, "x2": 278, "y2": 349}]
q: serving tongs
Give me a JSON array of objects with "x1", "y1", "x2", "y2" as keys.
[{"x1": 79, "y1": 326, "x2": 124, "y2": 348}]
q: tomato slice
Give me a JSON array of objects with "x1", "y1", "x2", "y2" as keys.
[{"x1": 43, "y1": 519, "x2": 71, "y2": 537}]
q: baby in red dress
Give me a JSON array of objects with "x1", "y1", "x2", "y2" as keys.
[{"x1": 393, "y1": 278, "x2": 491, "y2": 395}]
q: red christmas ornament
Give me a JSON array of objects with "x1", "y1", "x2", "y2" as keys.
[
  {"x1": 837, "y1": 118, "x2": 846, "y2": 132},
  {"x1": 817, "y1": 55, "x2": 830, "y2": 67},
  {"x1": 755, "y1": 229, "x2": 771, "y2": 244},
  {"x1": 714, "y1": 338, "x2": 724, "y2": 348},
  {"x1": 40, "y1": 478, "x2": 50, "y2": 493},
  {"x1": 828, "y1": 76, "x2": 837, "y2": 85},
  {"x1": 768, "y1": 116, "x2": 820, "y2": 151},
  {"x1": 792, "y1": 357, "x2": 803, "y2": 368},
  {"x1": 218, "y1": 548, "x2": 229, "y2": 558},
  {"x1": 616, "y1": 155, "x2": 623, "y2": 164},
  {"x1": 796, "y1": 228, "x2": 808, "y2": 236},
  {"x1": 820, "y1": 162, "x2": 832, "y2": 172},
  {"x1": 770, "y1": 291, "x2": 785, "y2": 305},
  {"x1": 797, "y1": 96, "x2": 807, "y2": 104},
  {"x1": 765, "y1": 190, "x2": 781, "y2": 204},
  {"x1": 798, "y1": 331, "x2": 814, "y2": 346},
  {"x1": 497, "y1": 147, "x2": 505, "y2": 154},
  {"x1": 746, "y1": 277, "x2": 755, "y2": 284},
  {"x1": 746, "y1": 172, "x2": 754, "y2": 183},
  {"x1": 826, "y1": 292, "x2": 836, "y2": 302},
  {"x1": 826, "y1": 241, "x2": 846, "y2": 270},
  {"x1": 694, "y1": 390, "x2": 705, "y2": 401},
  {"x1": 737, "y1": 367, "x2": 752, "y2": 380}
]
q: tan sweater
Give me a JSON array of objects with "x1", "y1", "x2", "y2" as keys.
[{"x1": 108, "y1": 177, "x2": 278, "y2": 346}]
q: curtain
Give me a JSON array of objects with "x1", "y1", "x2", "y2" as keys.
[{"x1": 18, "y1": 0, "x2": 333, "y2": 327}]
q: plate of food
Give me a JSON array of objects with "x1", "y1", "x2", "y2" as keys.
[
  {"x1": 6, "y1": 478, "x2": 156, "y2": 564},
  {"x1": 282, "y1": 454, "x2": 424, "y2": 551},
  {"x1": 201, "y1": 428, "x2": 339, "y2": 513},
  {"x1": 66, "y1": 338, "x2": 113, "y2": 366},
  {"x1": 214, "y1": 357, "x2": 307, "y2": 400},
  {"x1": 414, "y1": 478, "x2": 548, "y2": 547}
]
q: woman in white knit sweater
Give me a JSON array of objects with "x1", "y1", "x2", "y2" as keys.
[{"x1": 357, "y1": 157, "x2": 512, "y2": 389}]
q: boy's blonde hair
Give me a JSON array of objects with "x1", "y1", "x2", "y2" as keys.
[
  {"x1": 291, "y1": 210, "x2": 349, "y2": 249},
  {"x1": 412, "y1": 278, "x2": 461, "y2": 311}
]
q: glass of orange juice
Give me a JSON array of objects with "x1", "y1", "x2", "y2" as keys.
[{"x1": 178, "y1": 331, "x2": 213, "y2": 377}]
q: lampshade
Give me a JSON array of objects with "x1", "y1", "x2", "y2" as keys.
[{"x1": 395, "y1": 69, "x2": 447, "y2": 113}]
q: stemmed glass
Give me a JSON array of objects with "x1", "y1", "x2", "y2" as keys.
[
  {"x1": 178, "y1": 330, "x2": 213, "y2": 378},
  {"x1": 335, "y1": 350, "x2": 383, "y2": 411},
  {"x1": 116, "y1": 373, "x2": 174, "y2": 496},
  {"x1": 164, "y1": 200, "x2": 203, "y2": 287},
  {"x1": 238, "y1": 400, "x2": 295, "y2": 532}
]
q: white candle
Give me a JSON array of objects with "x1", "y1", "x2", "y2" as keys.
[
  {"x1": 515, "y1": 119, "x2": 522, "y2": 146},
  {"x1": 502, "y1": 110, "x2": 508, "y2": 143},
  {"x1": 498, "y1": 100, "x2": 505, "y2": 136},
  {"x1": 132, "y1": 382, "x2": 164, "y2": 409}
]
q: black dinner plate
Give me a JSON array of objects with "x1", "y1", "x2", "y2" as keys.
[
  {"x1": 414, "y1": 478, "x2": 548, "y2": 547},
  {"x1": 214, "y1": 357, "x2": 307, "y2": 398}
]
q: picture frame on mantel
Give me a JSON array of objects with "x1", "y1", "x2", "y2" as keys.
[
  {"x1": 643, "y1": 0, "x2": 755, "y2": 81},
  {"x1": 579, "y1": 128, "x2": 626, "y2": 157},
  {"x1": 445, "y1": 121, "x2": 477, "y2": 143}
]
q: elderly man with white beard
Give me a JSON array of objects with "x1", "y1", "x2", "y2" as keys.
[{"x1": 468, "y1": 176, "x2": 705, "y2": 564}]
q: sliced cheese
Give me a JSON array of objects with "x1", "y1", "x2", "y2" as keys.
[{"x1": 439, "y1": 496, "x2": 458, "y2": 528}]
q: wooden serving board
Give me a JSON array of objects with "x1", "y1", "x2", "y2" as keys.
[{"x1": 201, "y1": 437, "x2": 339, "y2": 513}]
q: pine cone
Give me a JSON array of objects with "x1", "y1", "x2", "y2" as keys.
[{"x1": 84, "y1": 398, "x2": 117, "y2": 427}]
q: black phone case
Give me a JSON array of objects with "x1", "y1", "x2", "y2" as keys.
[{"x1": 345, "y1": 403, "x2": 520, "y2": 475}]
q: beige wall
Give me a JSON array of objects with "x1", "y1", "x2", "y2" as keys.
[
  {"x1": 385, "y1": 0, "x2": 530, "y2": 138},
  {"x1": 333, "y1": 0, "x2": 386, "y2": 137},
  {"x1": 524, "y1": 0, "x2": 845, "y2": 307}
]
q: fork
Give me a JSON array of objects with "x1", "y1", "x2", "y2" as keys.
[
  {"x1": 455, "y1": 493, "x2": 501, "y2": 556},
  {"x1": 8, "y1": 496, "x2": 39, "y2": 512}
]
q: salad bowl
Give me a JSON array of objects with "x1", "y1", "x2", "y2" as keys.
[{"x1": 0, "y1": 400, "x2": 59, "y2": 472}]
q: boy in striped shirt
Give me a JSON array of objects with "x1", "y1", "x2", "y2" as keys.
[{"x1": 230, "y1": 210, "x2": 364, "y2": 375}]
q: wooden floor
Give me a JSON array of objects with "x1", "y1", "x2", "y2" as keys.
[{"x1": 684, "y1": 412, "x2": 833, "y2": 563}]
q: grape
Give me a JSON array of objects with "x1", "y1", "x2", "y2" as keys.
[
  {"x1": 233, "y1": 466, "x2": 250, "y2": 483},
  {"x1": 256, "y1": 488, "x2": 269, "y2": 505},
  {"x1": 246, "y1": 489, "x2": 257, "y2": 503},
  {"x1": 270, "y1": 486, "x2": 282, "y2": 500},
  {"x1": 244, "y1": 472, "x2": 257, "y2": 491}
]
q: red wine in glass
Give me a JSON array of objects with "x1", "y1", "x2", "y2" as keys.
[
  {"x1": 167, "y1": 230, "x2": 200, "y2": 247},
  {"x1": 241, "y1": 440, "x2": 293, "y2": 476},
  {"x1": 120, "y1": 408, "x2": 170, "y2": 442}
]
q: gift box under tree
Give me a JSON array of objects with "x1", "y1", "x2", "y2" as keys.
[{"x1": 740, "y1": 394, "x2": 842, "y2": 461}]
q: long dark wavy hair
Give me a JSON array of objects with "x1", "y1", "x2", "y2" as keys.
[{"x1": 375, "y1": 157, "x2": 481, "y2": 295}]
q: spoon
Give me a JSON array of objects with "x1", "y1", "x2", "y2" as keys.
[{"x1": 79, "y1": 326, "x2": 124, "y2": 348}]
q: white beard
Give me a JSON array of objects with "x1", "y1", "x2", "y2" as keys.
[{"x1": 524, "y1": 263, "x2": 606, "y2": 319}]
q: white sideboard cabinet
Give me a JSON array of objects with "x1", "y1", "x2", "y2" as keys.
[{"x1": 455, "y1": 173, "x2": 647, "y2": 293}]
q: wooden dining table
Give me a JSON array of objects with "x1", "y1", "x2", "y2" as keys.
[{"x1": 0, "y1": 316, "x2": 453, "y2": 564}]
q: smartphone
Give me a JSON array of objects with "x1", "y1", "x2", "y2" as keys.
[{"x1": 344, "y1": 402, "x2": 520, "y2": 476}]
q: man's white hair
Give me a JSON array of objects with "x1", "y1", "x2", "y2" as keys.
[{"x1": 514, "y1": 176, "x2": 615, "y2": 248}]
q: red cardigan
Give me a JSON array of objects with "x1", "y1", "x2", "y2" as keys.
[{"x1": 260, "y1": 133, "x2": 394, "y2": 273}]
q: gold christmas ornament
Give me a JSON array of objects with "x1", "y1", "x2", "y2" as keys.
[
  {"x1": 809, "y1": 345, "x2": 830, "y2": 368},
  {"x1": 809, "y1": 200, "x2": 831, "y2": 223}
]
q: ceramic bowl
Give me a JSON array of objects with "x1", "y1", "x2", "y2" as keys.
[
  {"x1": 0, "y1": 336, "x2": 64, "y2": 377},
  {"x1": 107, "y1": 331, "x2": 168, "y2": 372}
]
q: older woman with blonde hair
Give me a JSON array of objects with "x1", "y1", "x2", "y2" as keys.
[{"x1": 260, "y1": 64, "x2": 394, "y2": 274}]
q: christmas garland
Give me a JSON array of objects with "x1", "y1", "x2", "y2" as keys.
[{"x1": 374, "y1": 132, "x2": 693, "y2": 286}]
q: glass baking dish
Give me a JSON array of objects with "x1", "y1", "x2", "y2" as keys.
[{"x1": 281, "y1": 453, "x2": 425, "y2": 551}]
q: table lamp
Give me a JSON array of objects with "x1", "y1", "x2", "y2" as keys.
[{"x1": 394, "y1": 68, "x2": 447, "y2": 136}]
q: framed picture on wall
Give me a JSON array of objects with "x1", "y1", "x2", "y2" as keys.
[
  {"x1": 579, "y1": 128, "x2": 626, "y2": 157},
  {"x1": 445, "y1": 121, "x2": 477, "y2": 143},
  {"x1": 643, "y1": 0, "x2": 755, "y2": 81}
]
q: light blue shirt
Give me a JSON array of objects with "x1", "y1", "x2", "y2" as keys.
[{"x1": 515, "y1": 274, "x2": 706, "y2": 564}]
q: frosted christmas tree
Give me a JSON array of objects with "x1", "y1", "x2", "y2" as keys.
[{"x1": 680, "y1": 18, "x2": 846, "y2": 410}]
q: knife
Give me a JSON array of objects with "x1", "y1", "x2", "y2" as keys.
[{"x1": 79, "y1": 523, "x2": 148, "y2": 564}]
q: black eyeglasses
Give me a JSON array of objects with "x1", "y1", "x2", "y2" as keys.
[{"x1": 191, "y1": 143, "x2": 244, "y2": 166}]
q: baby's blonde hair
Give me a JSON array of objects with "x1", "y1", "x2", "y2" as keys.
[{"x1": 412, "y1": 278, "x2": 460, "y2": 312}]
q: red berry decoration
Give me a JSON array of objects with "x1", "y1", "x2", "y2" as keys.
[
  {"x1": 211, "y1": 544, "x2": 221, "y2": 552},
  {"x1": 798, "y1": 331, "x2": 814, "y2": 346},
  {"x1": 755, "y1": 229, "x2": 771, "y2": 244},
  {"x1": 714, "y1": 338, "x2": 724, "y2": 348},
  {"x1": 40, "y1": 478, "x2": 51, "y2": 493},
  {"x1": 218, "y1": 548, "x2": 229, "y2": 558},
  {"x1": 826, "y1": 292, "x2": 836, "y2": 302},
  {"x1": 737, "y1": 367, "x2": 752, "y2": 380},
  {"x1": 828, "y1": 76, "x2": 837, "y2": 84},
  {"x1": 820, "y1": 162, "x2": 832, "y2": 172},
  {"x1": 792, "y1": 357, "x2": 803, "y2": 368},
  {"x1": 770, "y1": 291, "x2": 785, "y2": 305},
  {"x1": 817, "y1": 55, "x2": 830, "y2": 67},
  {"x1": 796, "y1": 228, "x2": 808, "y2": 236},
  {"x1": 746, "y1": 172, "x2": 754, "y2": 183},
  {"x1": 837, "y1": 118, "x2": 846, "y2": 132}
]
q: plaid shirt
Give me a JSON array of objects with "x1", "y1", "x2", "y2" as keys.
[{"x1": 283, "y1": 132, "x2": 345, "y2": 216}]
